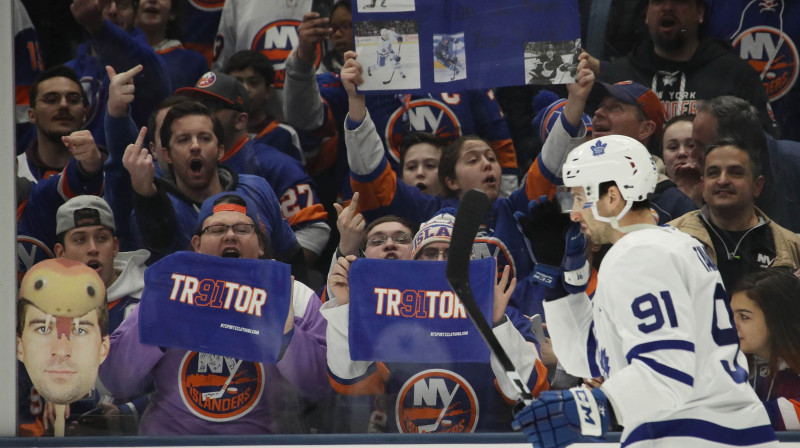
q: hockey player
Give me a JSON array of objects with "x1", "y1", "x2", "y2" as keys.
[
  {"x1": 98, "y1": 192, "x2": 330, "y2": 435},
  {"x1": 434, "y1": 34, "x2": 463, "y2": 80},
  {"x1": 366, "y1": 28, "x2": 406, "y2": 80},
  {"x1": 364, "y1": 0, "x2": 387, "y2": 8},
  {"x1": 512, "y1": 134, "x2": 778, "y2": 448}
]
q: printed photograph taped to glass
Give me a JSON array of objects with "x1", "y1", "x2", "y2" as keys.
[
  {"x1": 357, "y1": 0, "x2": 415, "y2": 13},
  {"x1": 355, "y1": 19, "x2": 421, "y2": 90},
  {"x1": 433, "y1": 32, "x2": 467, "y2": 83},
  {"x1": 524, "y1": 38, "x2": 581, "y2": 85}
]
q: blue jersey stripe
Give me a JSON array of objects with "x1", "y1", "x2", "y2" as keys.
[
  {"x1": 623, "y1": 419, "x2": 777, "y2": 447},
  {"x1": 631, "y1": 356, "x2": 694, "y2": 386},
  {"x1": 626, "y1": 340, "x2": 695, "y2": 363}
]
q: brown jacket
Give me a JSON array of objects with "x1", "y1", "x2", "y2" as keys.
[{"x1": 669, "y1": 206, "x2": 800, "y2": 269}]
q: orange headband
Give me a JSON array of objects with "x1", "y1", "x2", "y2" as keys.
[{"x1": 212, "y1": 203, "x2": 247, "y2": 214}]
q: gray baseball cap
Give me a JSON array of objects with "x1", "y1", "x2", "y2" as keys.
[
  {"x1": 175, "y1": 71, "x2": 250, "y2": 112},
  {"x1": 56, "y1": 195, "x2": 115, "y2": 235}
]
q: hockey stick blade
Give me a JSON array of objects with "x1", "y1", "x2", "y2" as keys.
[{"x1": 446, "y1": 189, "x2": 534, "y2": 404}]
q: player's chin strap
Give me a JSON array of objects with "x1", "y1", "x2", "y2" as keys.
[{"x1": 592, "y1": 202, "x2": 657, "y2": 233}]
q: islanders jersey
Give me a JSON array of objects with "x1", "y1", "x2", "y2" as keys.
[
  {"x1": 213, "y1": 0, "x2": 317, "y2": 91},
  {"x1": 179, "y1": 0, "x2": 225, "y2": 65},
  {"x1": 250, "y1": 117, "x2": 305, "y2": 164},
  {"x1": 154, "y1": 40, "x2": 210, "y2": 90},
  {"x1": 545, "y1": 226, "x2": 777, "y2": 447},
  {"x1": 14, "y1": 0, "x2": 43, "y2": 156},
  {"x1": 319, "y1": 75, "x2": 518, "y2": 178},
  {"x1": 705, "y1": 0, "x2": 800, "y2": 140},
  {"x1": 346, "y1": 111, "x2": 555, "y2": 282},
  {"x1": 220, "y1": 137, "x2": 328, "y2": 253},
  {"x1": 321, "y1": 302, "x2": 548, "y2": 433},
  {"x1": 98, "y1": 280, "x2": 329, "y2": 435},
  {"x1": 16, "y1": 160, "x2": 105, "y2": 281}
]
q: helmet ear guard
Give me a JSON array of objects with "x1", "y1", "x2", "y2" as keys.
[{"x1": 562, "y1": 135, "x2": 658, "y2": 227}]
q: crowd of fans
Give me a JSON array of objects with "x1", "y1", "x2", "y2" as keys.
[{"x1": 12, "y1": 0, "x2": 800, "y2": 441}]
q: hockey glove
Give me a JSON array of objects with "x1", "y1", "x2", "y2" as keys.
[
  {"x1": 394, "y1": 55, "x2": 402, "y2": 62},
  {"x1": 515, "y1": 196, "x2": 589, "y2": 295},
  {"x1": 396, "y1": 35, "x2": 403, "y2": 42},
  {"x1": 512, "y1": 386, "x2": 610, "y2": 448}
]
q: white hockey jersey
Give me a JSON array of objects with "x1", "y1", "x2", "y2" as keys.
[
  {"x1": 376, "y1": 29, "x2": 401, "y2": 57},
  {"x1": 545, "y1": 225, "x2": 777, "y2": 447}
]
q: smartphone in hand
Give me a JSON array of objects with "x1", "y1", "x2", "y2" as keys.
[{"x1": 311, "y1": 0, "x2": 333, "y2": 22}]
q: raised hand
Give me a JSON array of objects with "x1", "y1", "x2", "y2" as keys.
[
  {"x1": 106, "y1": 64, "x2": 143, "y2": 118},
  {"x1": 332, "y1": 192, "x2": 365, "y2": 256},
  {"x1": 341, "y1": 51, "x2": 367, "y2": 121},
  {"x1": 296, "y1": 11, "x2": 332, "y2": 63},
  {"x1": 493, "y1": 264, "x2": 516, "y2": 325},
  {"x1": 70, "y1": 0, "x2": 107, "y2": 34},
  {"x1": 63, "y1": 130, "x2": 102, "y2": 174},
  {"x1": 122, "y1": 126, "x2": 156, "y2": 196},
  {"x1": 329, "y1": 255, "x2": 357, "y2": 306}
]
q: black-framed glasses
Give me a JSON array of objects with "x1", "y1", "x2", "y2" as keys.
[
  {"x1": 201, "y1": 223, "x2": 255, "y2": 236},
  {"x1": 366, "y1": 231, "x2": 411, "y2": 247},
  {"x1": 37, "y1": 92, "x2": 84, "y2": 106},
  {"x1": 419, "y1": 247, "x2": 449, "y2": 260}
]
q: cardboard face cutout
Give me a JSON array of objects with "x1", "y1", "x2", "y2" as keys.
[{"x1": 17, "y1": 258, "x2": 109, "y2": 405}]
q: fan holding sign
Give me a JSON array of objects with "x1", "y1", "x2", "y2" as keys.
[
  {"x1": 321, "y1": 209, "x2": 548, "y2": 433},
  {"x1": 97, "y1": 193, "x2": 330, "y2": 435}
]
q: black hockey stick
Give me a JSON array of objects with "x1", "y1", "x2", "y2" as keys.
[
  {"x1": 382, "y1": 40, "x2": 402, "y2": 85},
  {"x1": 446, "y1": 189, "x2": 534, "y2": 405}
]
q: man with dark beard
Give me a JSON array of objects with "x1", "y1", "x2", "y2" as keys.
[
  {"x1": 596, "y1": 0, "x2": 775, "y2": 134},
  {"x1": 19, "y1": 66, "x2": 88, "y2": 182}
]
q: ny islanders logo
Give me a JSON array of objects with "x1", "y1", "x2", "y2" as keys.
[
  {"x1": 385, "y1": 97, "x2": 463, "y2": 163},
  {"x1": 395, "y1": 369, "x2": 479, "y2": 433},
  {"x1": 732, "y1": 26, "x2": 798, "y2": 101},
  {"x1": 196, "y1": 72, "x2": 217, "y2": 88},
  {"x1": 17, "y1": 236, "x2": 54, "y2": 283},
  {"x1": 179, "y1": 351, "x2": 264, "y2": 422},
  {"x1": 250, "y1": 20, "x2": 322, "y2": 88}
]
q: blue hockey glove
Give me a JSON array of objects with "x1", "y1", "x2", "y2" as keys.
[
  {"x1": 515, "y1": 196, "x2": 589, "y2": 296},
  {"x1": 397, "y1": 35, "x2": 403, "y2": 42},
  {"x1": 512, "y1": 386, "x2": 610, "y2": 448}
]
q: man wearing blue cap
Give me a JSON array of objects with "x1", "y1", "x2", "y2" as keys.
[{"x1": 531, "y1": 55, "x2": 696, "y2": 224}]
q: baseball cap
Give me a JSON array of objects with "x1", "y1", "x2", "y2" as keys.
[
  {"x1": 590, "y1": 81, "x2": 666, "y2": 136},
  {"x1": 56, "y1": 195, "x2": 115, "y2": 235},
  {"x1": 196, "y1": 192, "x2": 265, "y2": 235},
  {"x1": 411, "y1": 208, "x2": 456, "y2": 260},
  {"x1": 175, "y1": 71, "x2": 250, "y2": 112}
]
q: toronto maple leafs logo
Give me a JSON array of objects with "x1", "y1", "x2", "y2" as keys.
[
  {"x1": 591, "y1": 140, "x2": 607, "y2": 156},
  {"x1": 599, "y1": 347, "x2": 610, "y2": 377}
]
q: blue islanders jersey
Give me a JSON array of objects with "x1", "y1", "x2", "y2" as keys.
[
  {"x1": 705, "y1": 0, "x2": 800, "y2": 140},
  {"x1": 155, "y1": 42, "x2": 210, "y2": 90},
  {"x1": 220, "y1": 136, "x2": 327, "y2": 230},
  {"x1": 318, "y1": 74, "x2": 518, "y2": 176},
  {"x1": 179, "y1": 0, "x2": 224, "y2": 65},
  {"x1": 16, "y1": 160, "x2": 104, "y2": 282}
]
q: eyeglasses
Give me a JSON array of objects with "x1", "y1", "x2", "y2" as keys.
[
  {"x1": 201, "y1": 223, "x2": 256, "y2": 236},
  {"x1": 331, "y1": 23, "x2": 352, "y2": 33},
  {"x1": 37, "y1": 92, "x2": 84, "y2": 106},
  {"x1": 419, "y1": 247, "x2": 449, "y2": 260},
  {"x1": 365, "y1": 231, "x2": 411, "y2": 247}
]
